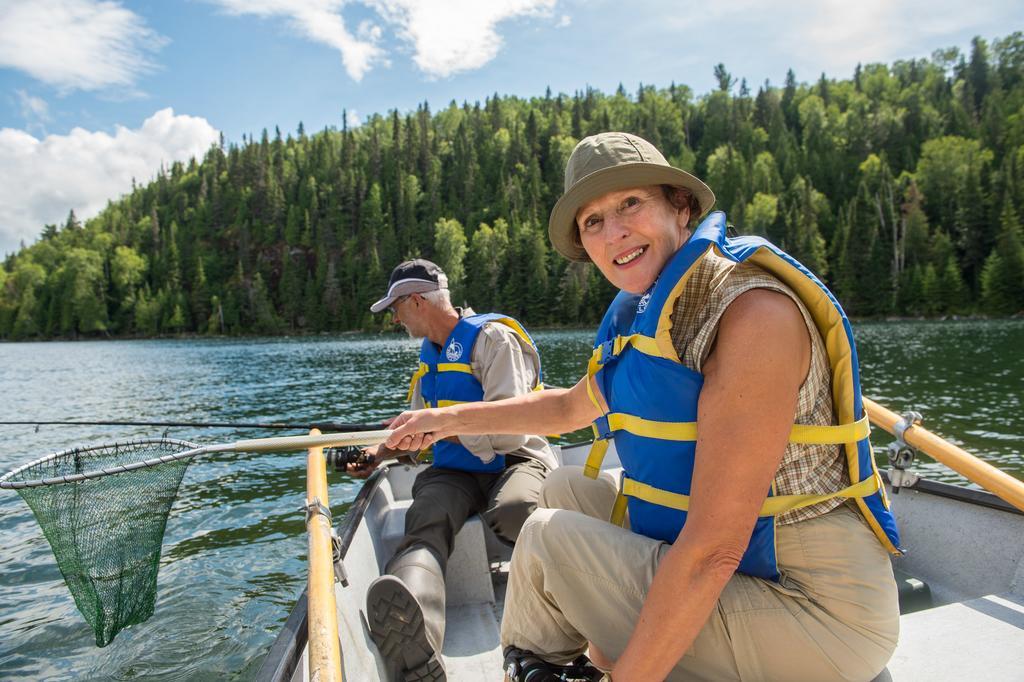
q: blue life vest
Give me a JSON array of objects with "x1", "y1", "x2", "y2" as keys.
[
  {"x1": 409, "y1": 313, "x2": 542, "y2": 473},
  {"x1": 584, "y1": 212, "x2": 901, "y2": 581}
]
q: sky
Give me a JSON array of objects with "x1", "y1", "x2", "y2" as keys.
[{"x1": 0, "y1": 0, "x2": 1020, "y2": 256}]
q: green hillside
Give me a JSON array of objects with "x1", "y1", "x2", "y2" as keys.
[{"x1": 2, "y1": 34, "x2": 1023, "y2": 339}]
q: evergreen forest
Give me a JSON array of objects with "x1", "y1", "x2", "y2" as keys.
[{"x1": 2, "y1": 34, "x2": 1024, "y2": 340}]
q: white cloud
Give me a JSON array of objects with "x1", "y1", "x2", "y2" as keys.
[
  {"x1": 206, "y1": 0, "x2": 386, "y2": 81},
  {"x1": 345, "y1": 109, "x2": 362, "y2": 128},
  {"x1": 369, "y1": 0, "x2": 558, "y2": 78},
  {"x1": 0, "y1": 109, "x2": 220, "y2": 255},
  {"x1": 659, "y1": 0, "x2": 1004, "y2": 83},
  {"x1": 16, "y1": 91, "x2": 51, "y2": 126},
  {"x1": 0, "y1": 0, "x2": 166, "y2": 92},
  {"x1": 207, "y1": 0, "x2": 563, "y2": 80}
]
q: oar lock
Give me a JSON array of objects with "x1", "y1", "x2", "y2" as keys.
[
  {"x1": 888, "y1": 410, "x2": 923, "y2": 493},
  {"x1": 297, "y1": 497, "x2": 349, "y2": 587},
  {"x1": 301, "y1": 496, "x2": 332, "y2": 524},
  {"x1": 331, "y1": 528, "x2": 349, "y2": 587}
]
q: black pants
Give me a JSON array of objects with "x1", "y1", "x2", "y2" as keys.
[{"x1": 393, "y1": 457, "x2": 549, "y2": 573}]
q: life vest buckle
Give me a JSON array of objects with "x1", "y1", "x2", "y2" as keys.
[
  {"x1": 597, "y1": 338, "x2": 617, "y2": 366},
  {"x1": 593, "y1": 414, "x2": 613, "y2": 440}
]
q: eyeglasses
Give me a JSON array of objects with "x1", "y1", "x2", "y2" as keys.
[{"x1": 388, "y1": 295, "x2": 410, "y2": 314}]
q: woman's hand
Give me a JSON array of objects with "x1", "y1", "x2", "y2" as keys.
[{"x1": 385, "y1": 407, "x2": 455, "y2": 451}]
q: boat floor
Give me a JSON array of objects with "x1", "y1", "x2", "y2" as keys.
[
  {"x1": 883, "y1": 591, "x2": 1024, "y2": 680},
  {"x1": 440, "y1": 563, "x2": 508, "y2": 680}
]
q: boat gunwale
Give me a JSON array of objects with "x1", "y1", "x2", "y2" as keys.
[
  {"x1": 880, "y1": 470, "x2": 1024, "y2": 517},
  {"x1": 256, "y1": 465, "x2": 390, "y2": 682}
]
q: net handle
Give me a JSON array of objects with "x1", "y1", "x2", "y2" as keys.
[{"x1": 0, "y1": 430, "x2": 392, "y2": 490}]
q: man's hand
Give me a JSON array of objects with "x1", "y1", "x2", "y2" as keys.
[
  {"x1": 346, "y1": 443, "x2": 384, "y2": 479},
  {"x1": 347, "y1": 416, "x2": 432, "y2": 477}
]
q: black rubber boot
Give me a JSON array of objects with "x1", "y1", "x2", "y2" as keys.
[{"x1": 367, "y1": 546, "x2": 447, "y2": 682}]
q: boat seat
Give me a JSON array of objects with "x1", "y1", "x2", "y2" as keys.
[{"x1": 892, "y1": 567, "x2": 933, "y2": 614}]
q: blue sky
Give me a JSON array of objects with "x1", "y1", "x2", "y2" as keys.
[{"x1": 0, "y1": 0, "x2": 1020, "y2": 255}]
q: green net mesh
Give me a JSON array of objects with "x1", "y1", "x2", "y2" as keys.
[{"x1": 7, "y1": 439, "x2": 197, "y2": 646}]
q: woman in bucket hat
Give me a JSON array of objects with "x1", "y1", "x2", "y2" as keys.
[{"x1": 386, "y1": 132, "x2": 900, "y2": 681}]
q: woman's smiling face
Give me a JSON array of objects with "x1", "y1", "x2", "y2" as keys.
[{"x1": 576, "y1": 185, "x2": 691, "y2": 294}]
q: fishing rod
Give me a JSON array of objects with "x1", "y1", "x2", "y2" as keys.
[{"x1": 0, "y1": 419, "x2": 386, "y2": 432}]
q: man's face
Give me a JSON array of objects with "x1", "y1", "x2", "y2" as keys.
[{"x1": 391, "y1": 294, "x2": 428, "y2": 338}]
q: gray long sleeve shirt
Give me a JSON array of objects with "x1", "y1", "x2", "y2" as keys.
[{"x1": 409, "y1": 310, "x2": 558, "y2": 472}]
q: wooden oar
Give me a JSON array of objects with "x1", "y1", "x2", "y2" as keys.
[
  {"x1": 305, "y1": 428, "x2": 344, "y2": 682},
  {"x1": 864, "y1": 397, "x2": 1024, "y2": 513}
]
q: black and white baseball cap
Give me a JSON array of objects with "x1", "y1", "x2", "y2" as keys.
[{"x1": 369, "y1": 259, "x2": 449, "y2": 313}]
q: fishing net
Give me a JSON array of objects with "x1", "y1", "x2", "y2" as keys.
[{"x1": 1, "y1": 439, "x2": 200, "y2": 646}]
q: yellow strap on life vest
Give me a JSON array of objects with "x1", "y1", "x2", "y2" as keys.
[
  {"x1": 406, "y1": 362, "x2": 473, "y2": 402},
  {"x1": 586, "y1": 334, "x2": 669, "y2": 381},
  {"x1": 788, "y1": 416, "x2": 870, "y2": 444},
  {"x1": 589, "y1": 413, "x2": 870, "y2": 445},
  {"x1": 616, "y1": 471, "x2": 881, "y2": 521},
  {"x1": 609, "y1": 491, "x2": 630, "y2": 526},
  {"x1": 424, "y1": 399, "x2": 465, "y2": 409},
  {"x1": 583, "y1": 428, "x2": 610, "y2": 478},
  {"x1": 584, "y1": 333, "x2": 673, "y2": 450},
  {"x1": 436, "y1": 362, "x2": 472, "y2": 373},
  {"x1": 612, "y1": 333, "x2": 666, "y2": 359},
  {"x1": 585, "y1": 358, "x2": 603, "y2": 412},
  {"x1": 407, "y1": 362, "x2": 429, "y2": 402},
  {"x1": 493, "y1": 316, "x2": 535, "y2": 348},
  {"x1": 607, "y1": 413, "x2": 699, "y2": 440}
]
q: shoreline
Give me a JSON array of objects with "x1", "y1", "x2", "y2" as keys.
[{"x1": 3, "y1": 314, "x2": 1022, "y2": 343}]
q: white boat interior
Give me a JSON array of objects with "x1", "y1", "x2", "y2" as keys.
[{"x1": 258, "y1": 442, "x2": 1024, "y2": 681}]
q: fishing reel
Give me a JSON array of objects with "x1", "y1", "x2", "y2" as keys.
[
  {"x1": 324, "y1": 445, "x2": 368, "y2": 471},
  {"x1": 503, "y1": 647, "x2": 605, "y2": 682}
]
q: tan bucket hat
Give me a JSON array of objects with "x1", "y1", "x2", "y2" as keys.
[{"x1": 548, "y1": 132, "x2": 715, "y2": 261}]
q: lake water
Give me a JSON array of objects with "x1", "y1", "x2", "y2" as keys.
[{"x1": 0, "y1": 320, "x2": 1021, "y2": 679}]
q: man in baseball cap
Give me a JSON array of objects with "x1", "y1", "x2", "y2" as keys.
[{"x1": 355, "y1": 257, "x2": 556, "y2": 681}]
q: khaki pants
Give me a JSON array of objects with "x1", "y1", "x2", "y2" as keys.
[
  {"x1": 394, "y1": 457, "x2": 548, "y2": 572},
  {"x1": 500, "y1": 467, "x2": 900, "y2": 682}
]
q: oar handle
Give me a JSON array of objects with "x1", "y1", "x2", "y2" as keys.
[
  {"x1": 864, "y1": 397, "x2": 1024, "y2": 512},
  {"x1": 208, "y1": 430, "x2": 392, "y2": 454}
]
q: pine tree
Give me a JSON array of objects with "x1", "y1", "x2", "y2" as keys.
[
  {"x1": 192, "y1": 256, "x2": 210, "y2": 333},
  {"x1": 980, "y1": 196, "x2": 1024, "y2": 314},
  {"x1": 434, "y1": 218, "x2": 468, "y2": 303}
]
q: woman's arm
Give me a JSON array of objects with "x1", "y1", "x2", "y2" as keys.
[
  {"x1": 385, "y1": 374, "x2": 602, "y2": 452},
  {"x1": 610, "y1": 288, "x2": 811, "y2": 681}
]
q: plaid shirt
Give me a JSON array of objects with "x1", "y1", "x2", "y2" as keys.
[{"x1": 669, "y1": 252, "x2": 848, "y2": 525}]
